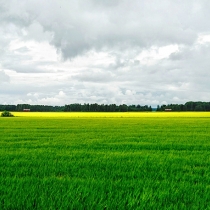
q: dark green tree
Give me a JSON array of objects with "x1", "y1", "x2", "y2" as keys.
[{"x1": 1, "y1": 110, "x2": 14, "y2": 117}]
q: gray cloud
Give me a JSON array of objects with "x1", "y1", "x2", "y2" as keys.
[
  {"x1": 73, "y1": 69, "x2": 114, "y2": 83},
  {"x1": 0, "y1": 70, "x2": 10, "y2": 83},
  {"x1": 1, "y1": 0, "x2": 210, "y2": 106},
  {"x1": 1, "y1": 0, "x2": 202, "y2": 58}
]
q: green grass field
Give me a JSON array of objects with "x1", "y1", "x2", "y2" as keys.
[{"x1": 1, "y1": 113, "x2": 210, "y2": 209}]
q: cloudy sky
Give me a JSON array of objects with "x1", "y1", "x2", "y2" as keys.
[{"x1": 1, "y1": 0, "x2": 210, "y2": 107}]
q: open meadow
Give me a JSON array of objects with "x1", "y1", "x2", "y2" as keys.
[{"x1": 1, "y1": 112, "x2": 210, "y2": 209}]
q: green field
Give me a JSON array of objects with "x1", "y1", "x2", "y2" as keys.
[{"x1": 1, "y1": 113, "x2": 210, "y2": 209}]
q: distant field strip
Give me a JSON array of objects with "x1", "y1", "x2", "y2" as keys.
[
  {"x1": 3, "y1": 111, "x2": 210, "y2": 118},
  {"x1": 1, "y1": 113, "x2": 210, "y2": 209}
]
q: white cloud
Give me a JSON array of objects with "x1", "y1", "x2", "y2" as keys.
[
  {"x1": 197, "y1": 33, "x2": 210, "y2": 44},
  {"x1": 136, "y1": 45, "x2": 179, "y2": 65},
  {"x1": 1, "y1": 0, "x2": 210, "y2": 107}
]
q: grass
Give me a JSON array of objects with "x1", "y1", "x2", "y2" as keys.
[{"x1": 1, "y1": 112, "x2": 210, "y2": 209}]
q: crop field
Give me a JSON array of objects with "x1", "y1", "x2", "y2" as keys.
[{"x1": 1, "y1": 112, "x2": 210, "y2": 209}]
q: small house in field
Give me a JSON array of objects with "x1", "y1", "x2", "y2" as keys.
[
  {"x1": 23, "y1": 109, "x2": 30, "y2": 112},
  {"x1": 165, "y1": 109, "x2": 172, "y2": 112}
]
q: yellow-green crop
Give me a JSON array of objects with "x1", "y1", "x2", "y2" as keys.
[
  {"x1": 1, "y1": 112, "x2": 210, "y2": 209},
  {"x1": 4, "y1": 111, "x2": 210, "y2": 118}
]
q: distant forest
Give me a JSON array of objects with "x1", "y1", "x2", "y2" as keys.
[
  {"x1": 156, "y1": 101, "x2": 210, "y2": 111},
  {"x1": 1, "y1": 101, "x2": 210, "y2": 112},
  {"x1": 0, "y1": 103, "x2": 152, "y2": 112}
]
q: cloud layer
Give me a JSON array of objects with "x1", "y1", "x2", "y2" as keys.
[{"x1": 1, "y1": 0, "x2": 210, "y2": 106}]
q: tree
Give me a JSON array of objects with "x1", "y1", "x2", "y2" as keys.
[
  {"x1": 194, "y1": 105, "x2": 204, "y2": 111},
  {"x1": 1, "y1": 111, "x2": 14, "y2": 117},
  {"x1": 119, "y1": 104, "x2": 128, "y2": 112},
  {"x1": 16, "y1": 104, "x2": 30, "y2": 111}
]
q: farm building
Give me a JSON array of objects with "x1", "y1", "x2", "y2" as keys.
[{"x1": 23, "y1": 109, "x2": 30, "y2": 112}]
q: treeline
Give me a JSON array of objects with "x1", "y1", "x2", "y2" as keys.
[
  {"x1": 0, "y1": 103, "x2": 152, "y2": 112},
  {"x1": 64, "y1": 103, "x2": 152, "y2": 112},
  {"x1": 157, "y1": 101, "x2": 210, "y2": 111},
  {"x1": 0, "y1": 104, "x2": 64, "y2": 112},
  {"x1": 1, "y1": 101, "x2": 210, "y2": 112}
]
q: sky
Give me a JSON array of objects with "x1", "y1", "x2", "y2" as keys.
[{"x1": 1, "y1": 0, "x2": 210, "y2": 107}]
